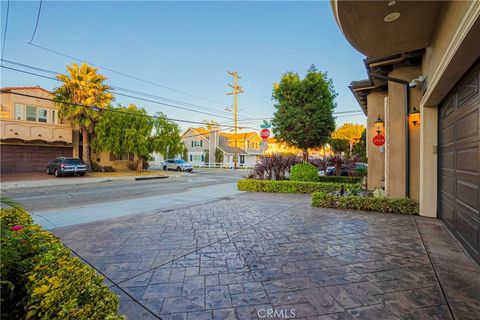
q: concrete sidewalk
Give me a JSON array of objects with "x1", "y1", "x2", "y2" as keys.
[
  {"x1": 1, "y1": 173, "x2": 185, "y2": 190},
  {"x1": 32, "y1": 182, "x2": 243, "y2": 229}
]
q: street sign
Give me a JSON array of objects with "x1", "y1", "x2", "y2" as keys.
[
  {"x1": 373, "y1": 134, "x2": 385, "y2": 146},
  {"x1": 260, "y1": 121, "x2": 271, "y2": 129},
  {"x1": 260, "y1": 128, "x2": 270, "y2": 140}
]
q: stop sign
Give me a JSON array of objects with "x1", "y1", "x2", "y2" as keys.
[
  {"x1": 260, "y1": 128, "x2": 270, "y2": 140},
  {"x1": 373, "y1": 134, "x2": 385, "y2": 146}
]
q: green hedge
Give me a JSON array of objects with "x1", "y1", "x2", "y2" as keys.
[
  {"x1": 290, "y1": 163, "x2": 319, "y2": 182},
  {"x1": 316, "y1": 176, "x2": 362, "y2": 183},
  {"x1": 312, "y1": 192, "x2": 419, "y2": 215},
  {"x1": 0, "y1": 208, "x2": 124, "y2": 320},
  {"x1": 237, "y1": 179, "x2": 353, "y2": 194}
]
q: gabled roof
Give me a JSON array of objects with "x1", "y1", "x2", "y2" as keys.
[
  {"x1": 220, "y1": 131, "x2": 259, "y2": 140},
  {"x1": 182, "y1": 127, "x2": 210, "y2": 139},
  {"x1": 217, "y1": 145, "x2": 248, "y2": 155},
  {"x1": 0, "y1": 86, "x2": 53, "y2": 96}
]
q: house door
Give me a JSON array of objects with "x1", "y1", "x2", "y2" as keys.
[{"x1": 438, "y1": 61, "x2": 480, "y2": 264}]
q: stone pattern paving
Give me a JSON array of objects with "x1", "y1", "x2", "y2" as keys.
[{"x1": 53, "y1": 193, "x2": 480, "y2": 320}]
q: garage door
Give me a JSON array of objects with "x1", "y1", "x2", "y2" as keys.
[
  {"x1": 439, "y1": 61, "x2": 480, "y2": 264},
  {"x1": 1, "y1": 145, "x2": 73, "y2": 175}
]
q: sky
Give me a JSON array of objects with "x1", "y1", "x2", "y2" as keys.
[{"x1": 0, "y1": 1, "x2": 368, "y2": 132}]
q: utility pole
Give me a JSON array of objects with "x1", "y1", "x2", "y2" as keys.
[{"x1": 226, "y1": 71, "x2": 243, "y2": 170}]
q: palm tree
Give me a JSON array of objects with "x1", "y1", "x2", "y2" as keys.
[{"x1": 54, "y1": 63, "x2": 113, "y2": 169}]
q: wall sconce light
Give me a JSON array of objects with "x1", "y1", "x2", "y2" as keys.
[
  {"x1": 409, "y1": 106, "x2": 420, "y2": 127},
  {"x1": 374, "y1": 114, "x2": 384, "y2": 135}
]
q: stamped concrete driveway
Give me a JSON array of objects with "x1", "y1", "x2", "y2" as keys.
[{"x1": 52, "y1": 193, "x2": 480, "y2": 320}]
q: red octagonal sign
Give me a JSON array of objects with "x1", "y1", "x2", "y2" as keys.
[
  {"x1": 260, "y1": 128, "x2": 270, "y2": 140},
  {"x1": 373, "y1": 134, "x2": 385, "y2": 146}
]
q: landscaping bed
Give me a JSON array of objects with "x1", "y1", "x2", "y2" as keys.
[
  {"x1": 0, "y1": 207, "x2": 124, "y2": 320},
  {"x1": 312, "y1": 192, "x2": 419, "y2": 215},
  {"x1": 237, "y1": 178, "x2": 357, "y2": 194}
]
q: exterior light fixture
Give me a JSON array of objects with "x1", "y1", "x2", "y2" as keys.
[
  {"x1": 409, "y1": 106, "x2": 420, "y2": 127},
  {"x1": 384, "y1": 12, "x2": 401, "y2": 22},
  {"x1": 388, "y1": 1, "x2": 396, "y2": 6},
  {"x1": 374, "y1": 114, "x2": 384, "y2": 135}
]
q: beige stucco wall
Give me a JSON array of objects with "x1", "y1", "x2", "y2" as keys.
[
  {"x1": 93, "y1": 151, "x2": 137, "y2": 171},
  {"x1": 0, "y1": 88, "x2": 73, "y2": 145},
  {"x1": 387, "y1": 66, "x2": 422, "y2": 200},
  {"x1": 419, "y1": 106, "x2": 438, "y2": 217},
  {"x1": 366, "y1": 90, "x2": 386, "y2": 190}
]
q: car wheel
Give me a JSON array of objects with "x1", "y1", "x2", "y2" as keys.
[
  {"x1": 176, "y1": 167, "x2": 182, "y2": 172},
  {"x1": 46, "y1": 168, "x2": 50, "y2": 175},
  {"x1": 79, "y1": 173, "x2": 85, "y2": 177},
  {"x1": 54, "y1": 169, "x2": 61, "y2": 177},
  {"x1": 163, "y1": 166, "x2": 168, "y2": 171}
]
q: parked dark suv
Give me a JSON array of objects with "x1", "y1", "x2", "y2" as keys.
[{"x1": 46, "y1": 157, "x2": 88, "y2": 177}]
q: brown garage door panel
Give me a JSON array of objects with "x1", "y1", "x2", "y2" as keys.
[
  {"x1": 1, "y1": 145, "x2": 73, "y2": 174},
  {"x1": 439, "y1": 61, "x2": 480, "y2": 264}
]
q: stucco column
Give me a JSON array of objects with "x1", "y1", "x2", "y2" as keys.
[
  {"x1": 419, "y1": 105, "x2": 438, "y2": 217},
  {"x1": 387, "y1": 65, "x2": 422, "y2": 199},
  {"x1": 366, "y1": 91, "x2": 386, "y2": 190}
]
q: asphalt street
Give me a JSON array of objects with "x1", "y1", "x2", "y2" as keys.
[{"x1": 2, "y1": 169, "x2": 247, "y2": 212}]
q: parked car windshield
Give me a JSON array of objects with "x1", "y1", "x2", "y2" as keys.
[
  {"x1": 64, "y1": 159, "x2": 83, "y2": 165},
  {"x1": 175, "y1": 160, "x2": 186, "y2": 164}
]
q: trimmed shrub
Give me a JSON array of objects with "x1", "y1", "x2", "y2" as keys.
[
  {"x1": 311, "y1": 192, "x2": 419, "y2": 215},
  {"x1": 317, "y1": 176, "x2": 361, "y2": 183},
  {"x1": 0, "y1": 208, "x2": 124, "y2": 320},
  {"x1": 237, "y1": 179, "x2": 353, "y2": 194},
  {"x1": 248, "y1": 154, "x2": 301, "y2": 180},
  {"x1": 0, "y1": 207, "x2": 33, "y2": 228},
  {"x1": 290, "y1": 163, "x2": 319, "y2": 182}
]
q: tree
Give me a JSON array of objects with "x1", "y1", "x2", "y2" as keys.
[
  {"x1": 215, "y1": 147, "x2": 224, "y2": 164},
  {"x1": 331, "y1": 123, "x2": 365, "y2": 155},
  {"x1": 202, "y1": 119, "x2": 219, "y2": 130},
  {"x1": 329, "y1": 138, "x2": 350, "y2": 155},
  {"x1": 54, "y1": 63, "x2": 113, "y2": 169},
  {"x1": 182, "y1": 146, "x2": 188, "y2": 161},
  {"x1": 204, "y1": 149, "x2": 209, "y2": 163},
  {"x1": 352, "y1": 128, "x2": 367, "y2": 162},
  {"x1": 93, "y1": 105, "x2": 184, "y2": 172},
  {"x1": 271, "y1": 65, "x2": 336, "y2": 162}
]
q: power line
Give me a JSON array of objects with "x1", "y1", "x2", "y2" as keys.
[
  {"x1": 1, "y1": 58, "x2": 258, "y2": 121},
  {"x1": 0, "y1": 63, "x2": 248, "y2": 121},
  {"x1": 1, "y1": 0, "x2": 11, "y2": 61},
  {"x1": 29, "y1": 0, "x2": 43, "y2": 43},
  {"x1": 27, "y1": 42, "x2": 232, "y2": 108},
  {"x1": 34, "y1": 2, "x2": 230, "y2": 97},
  {"x1": 0, "y1": 90, "x2": 256, "y2": 129}
]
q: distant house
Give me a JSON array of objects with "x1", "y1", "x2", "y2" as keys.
[
  {"x1": 265, "y1": 137, "x2": 332, "y2": 158},
  {"x1": 181, "y1": 127, "x2": 263, "y2": 167},
  {"x1": 1, "y1": 86, "x2": 141, "y2": 174}
]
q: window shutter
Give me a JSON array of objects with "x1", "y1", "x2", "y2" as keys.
[
  {"x1": 191, "y1": 141, "x2": 194, "y2": 147},
  {"x1": 189, "y1": 155, "x2": 192, "y2": 161},
  {"x1": 200, "y1": 140, "x2": 203, "y2": 147}
]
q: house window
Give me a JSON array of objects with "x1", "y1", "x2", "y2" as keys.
[
  {"x1": 239, "y1": 155, "x2": 245, "y2": 164},
  {"x1": 26, "y1": 106, "x2": 37, "y2": 121},
  {"x1": 14, "y1": 104, "x2": 24, "y2": 120},
  {"x1": 191, "y1": 140, "x2": 203, "y2": 147},
  {"x1": 109, "y1": 153, "x2": 133, "y2": 161},
  {"x1": 192, "y1": 155, "x2": 202, "y2": 161},
  {"x1": 38, "y1": 108, "x2": 48, "y2": 123}
]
